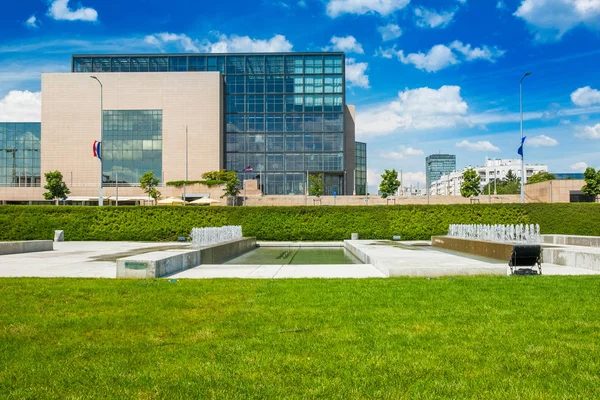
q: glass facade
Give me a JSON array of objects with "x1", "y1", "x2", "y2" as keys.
[
  {"x1": 426, "y1": 154, "x2": 456, "y2": 193},
  {"x1": 0, "y1": 123, "x2": 41, "y2": 187},
  {"x1": 355, "y1": 141, "x2": 367, "y2": 195},
  {"x1": 72, "y1": 53, "x2": 346, "y2": 195},
  {"x1": 102, "y1": 110, "x2": 162, "y2": 185}
]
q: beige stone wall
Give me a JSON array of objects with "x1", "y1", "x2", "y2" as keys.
[
  {"x1": 0, "y1": 72, "x2": 223, "y2": 202},
  {"x1": 244, "y1": 194, "x2": 521, "y2": 206},
  {"x1": 525, "y1": 180, "x2": 585, "y2": 203}
]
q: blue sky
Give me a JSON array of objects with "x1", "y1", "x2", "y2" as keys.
[{"x1": 1, "y1": 0, "x2": 600, "y2": 191}]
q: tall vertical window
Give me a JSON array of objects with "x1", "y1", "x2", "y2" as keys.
[
  {"x1": 102, "y1": 110, "x2": 162, "y2": 185},
  {"x1": 0, "y1": 123, "x2": 41, "y2": 187}
]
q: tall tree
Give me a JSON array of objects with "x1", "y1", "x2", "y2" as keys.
[
  {"x1": 139, "y1": 170, "x2": 161, "y2": 205},
  {"x1": 460, "y1": 168, "x2": 481, "y2": 198},
  {"x1": 43, "y1": 170, "x2": 70, "y2": 205},
  {"x1": 379, "y1": 169, "x2": 401, "y2": 198},
  {"x1": 582, "y1": 167, "x2": 600, "y2": 202},
  {"x1": 221, "y1": 174, "x2": 241, "y2": 205},
  {"x1": 308, "y1": 173, "x2": 324, "y2": 197}
]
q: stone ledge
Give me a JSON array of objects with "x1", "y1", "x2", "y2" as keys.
[
  {"x1": 431, "y1": 236, "x2": 514, "y2": 262},
  {"x1": 0, "y1": 240, "x2": 53, "y2": 256}
]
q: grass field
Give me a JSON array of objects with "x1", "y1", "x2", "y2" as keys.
[{"x1": 1, "y1": 277, "x2": 600, "y2": 399}]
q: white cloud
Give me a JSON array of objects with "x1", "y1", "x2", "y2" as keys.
[
  {"x1": 356, "y1": 85, "x2": 469, "y2": 138},
  {"x1": 414, "y1": 7, "x2": 456, "y2": 28},
  {"x1": 497, "y1": 0, "x2": 507, "y2": 9},
  {"x1": 449, "y1": 41, "x2": 505, "y2": 61},
  {"x1": 144, "y1": 32, "x2": 293, "y2": 53},
  {"x1": 456, "y1": 140, "x2": 500, "y2": 152},
  {"x1": 571, "y1": 86, "x2": 600, "y2": 107},
  {"x1": 326, "y1": 0, "x2": 411, "y2": 17},
  {"x1": 570, "y1": 161, "x2": 588, "y2": 171},
  {"x1": 560, "y1": 119, "x2": 571, "y2": 124},
  {"x1": 25, "y1": 15, "x2": 39, "y2": 29},
  {"x1": 381, "y1": 41, "x2": 504, "y2": 72},
  {"x1": 397, "y1": 44, "x2": 459, "y2": 72},
  {"x1": 528, "y1": 134, "x2": 559, "y2": 147},
  {"x1": 0, "y1": 90, "x2": 41, "y2": 122},
  {"x1": 345, "y1": 58, "x2": 370, "y2": 88},
  {"x1": 380, "y1": 145, "x2": 424, "y2": 159},
  {"x1": 514, "y1": 0, "x2": 600, "y2": 41},
  {"x1": 367, "y1": 168, "x2": 383, "y2": 192},
  {"x1": 401, "y1": 171, "x2": 426, "y2": 186},
  {"x1": 47, "y1": 0, "x2": 98, "y2": 22},
  {"x1": 326, "y1": 36, "x2": 364, "y2": 54},
  {"x1": 575, "y1": 123, "x2": 600, "y2": 139},
  {"x1": 144, "y1": 33, "x2": 200, "y2": 52},
  {"x1": 377, "y1": 24, "x2": 402, "y2": 41}
]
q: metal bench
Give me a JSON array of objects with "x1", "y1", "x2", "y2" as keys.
[{"x1": 509, "y1": 244, "x2": 542, "y2": 275}]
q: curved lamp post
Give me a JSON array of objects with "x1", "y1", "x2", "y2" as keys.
[
  {"x1": 520, "y1": 72, "x2": 531, "y2": 204},
  {"x1": 90, "y1": 76, "x2": 104, "y2": 206}
]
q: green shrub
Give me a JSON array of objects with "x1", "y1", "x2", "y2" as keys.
[{"x1": 0, "y1": 204, "x2": 598, "y2": 241}]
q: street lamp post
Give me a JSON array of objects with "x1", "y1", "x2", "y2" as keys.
[
  {"x1": 520, "y1": 72, "x2": 531, "y2": 204},
  {"x1": 183, "y1": 125, "x2": 188, "y2": 206},
  {"x1": 90, "y1": 76, "x2": 104, "y2": 206}
]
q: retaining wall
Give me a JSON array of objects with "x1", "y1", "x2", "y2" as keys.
[{"x1": 0, "y1": 240, "x2": 53, "y2": 255}]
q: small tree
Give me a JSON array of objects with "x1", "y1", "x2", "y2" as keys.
[
  {"x1": 308, "y1": 173, "x2": 324, "y2": 197},
  {"x1": 379, "y1": 169, "x2": 401, "y2": 198},
  {"x1": 526, "y1": 171, "x2": 556, "y2": 185},
  {"x1": 582, "y1": 167, "x2": 600, "y2": 202},
  {"x1": 221, "y1": 174, "x2": 241, "y2": 205},
  {"x1": 139, "y1": 171, "x2": 161, "y2": 205},
  {"x1": 43, "y1": 170, "x2": 70, "y2": 205},
  {"x1": 460, "y1": 168, "x2": 481, "y2": 198}
]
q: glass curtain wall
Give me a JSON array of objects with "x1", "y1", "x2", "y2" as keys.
[
  {"x1": 0, "y1": 123, "x2": 41, "y2": 187},
  {"x1": 102, "y1": 110, "x2": 162, "y2": 185},
  {"x1": 72, "y1": 53, "x2": 345, "y2": 195},
  {"x1": 355, "y1": 141, "x2": 367, "y2": 195}
]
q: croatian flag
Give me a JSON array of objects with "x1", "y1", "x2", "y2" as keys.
[
  {"x1": 93, "y1": 141, "x2": 102, "y2": 160},
  {"x1": 517, "y1": 137, "x2": 526, "y2": 158},
  {"x1": 243, "y1": 166, "x2": 253, "y2": 172}
]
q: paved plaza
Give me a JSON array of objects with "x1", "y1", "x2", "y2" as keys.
[{"x1": 0, "y1": 240, "x2": 598, "y2": 278}]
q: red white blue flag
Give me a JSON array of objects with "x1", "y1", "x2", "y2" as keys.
[
  {"x1": 93, "y1": 141, "x2": 102, "y2": 160},
  {"x1": 243, "y1": 166, "x2": 253, "y2": 172}
]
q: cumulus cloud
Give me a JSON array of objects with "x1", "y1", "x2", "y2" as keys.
[
  {"x1": 144, "y1": 32, "x2": 293, "y2": 53},
  {"x1": 575, "y1": 123, "x2": 600, "y2": 139},
  {"x1": 571, "y1": 86, "x2": 600, "y2": 107},
  {"x1": 345, "y1": 58, "x2": 370, "y2": 88},
  {"x1": 377, "y1": 24, "x2": 402, "y2": 41},
  {"x1": 325, "y1": 36, "x2": 364, "y2": 54},
  {"x1": 380, "y1": 145, "x2": 424, "y2": 159},
  {"x1": 0, "y1": 90, "x2": 41, "y2": 122},
  {"x1": 449, "y1": 41, "x2": 506, "y2": 61},
  {"x1": 380, "y1": 41, "x2": 504, "y2": 72},
  {"x1": 326, "y1": 0, "x2": 411, "y2": 17},
  {"x1": 25, "y1": 15, "x2": 39, "y2": 29},
  {"x1": 414, "y1": 7, "x2": 456, "y2": 28},
  {"x1": 528, "y1": 134, "x2": 559, "y2": 147},
  {"x1": 47, "y1": 0, "x2": 98, "y2": 22},
  {"x1": 514, "y1": 0, "x2": 600, "y2": 41},
  {"x1": 356, "y1": 85, "x2": 469, "y2": 138},
  {"x1": 456, "y1": 140, "x2": 500, "y2": 152},
  {"x1": 570, "y1": 161, "x2": 588, "y2": 170}
]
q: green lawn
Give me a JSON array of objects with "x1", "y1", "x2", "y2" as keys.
[{"x1": 1, "y1": 277, "x2": 599, "y2": 399}]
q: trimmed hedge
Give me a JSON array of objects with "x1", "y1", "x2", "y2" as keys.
[{"x1": 1, "y1": 204, "x2": 599, "y2": 242}]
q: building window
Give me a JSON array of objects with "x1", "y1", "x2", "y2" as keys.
[
  {"x1": 266, "y1": 75, "x2": 285, "y2": 93},
  {"x1": 266, "y1": 115, "x2": 284, "y2": 132},
  {"x1": 285, "y1": 134, "x2": 303, "y2": 152},
  {"x1": 73, "y1": 57, "x2": 92, "y2": 72},
  {"x1": 0, "y1": 123, "x2": 41, "y2": 187},
  {"x1": 226, "y1": 76, "x2": 245, "y2": 94},
  {"x1": 246, "y1": 56, "x2": 265, "y2": 74},
  {"x1": 246, "y1": 76, "x2": 265, "y2": 93},
  {"x1": 226, "y1": 115, "x2": 245, "y2": 133},
  {"x1": 102, "y1": 110, "x2": 162, "y2": 185},
  {"x1": 265, "y1": 56, "x2": 284, "y2": 74},
  {"x1": 169, "y1": 56, "x2": 187, "y2": 72},
  {"x1": 285, "y1": 56, "x2": 303, "y2": 74},
  {"x1": 188, "y1": 56, "x2": 206, "y2": 71},
  {"x1": 131, "y1": 57, "x2": 149, "y2": 72},
  {"x1": 266, "y1": 134, "x2": 284, "y2": 151},
  {"x1": 285, "y1": 154, "x2": 304, "y2": 171},
  {"x1": 266, "y1": 154, "x2": 284, "y2": 171},
  {"x1": 266, "y1": 95, "x2": 284, "y2": 112},
  {"x1": 93, "y1": 57, "x2": 111, "y2": 72},
  {"x1": 227, "y1": 95, "x2": 245, "y2": 113},
  {"x1": 246, "y1": 95, "x2": 265, "y2": 113},
  {"x1": 112, "y1": 57, "x2": 130, "y2": 72},
  {"x1": 149, "y1": 57, "x2": 168, "y2": 72},
  {"x1": 227, "y1": 56, "x2": 245, "y2": 74},
  {"x1": 226, "y1": 134, "x2": 245, "y2": 152},
  {"x1": 246, "y1": 134, "x2": 265, "y2": 152}
]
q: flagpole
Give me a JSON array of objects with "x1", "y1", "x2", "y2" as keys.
[{"x1": 520, "y1": 72, "x2": 531, "y2": 204}]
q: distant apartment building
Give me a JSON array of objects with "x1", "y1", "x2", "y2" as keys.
[
  {"x1": 430, "y1": 158, "x2": 548, "y2": 196},
  {"x1": 426, "y1": 154, "x2": 456, "y2": 192}
]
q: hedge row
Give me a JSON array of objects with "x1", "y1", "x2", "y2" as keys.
[{"x1": 1, "y1": 204, "x2": 599, "y2": 242}]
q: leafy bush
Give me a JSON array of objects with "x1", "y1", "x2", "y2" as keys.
[{"x1": 0, "y1": 204, "x2": 598, "y2": 242}]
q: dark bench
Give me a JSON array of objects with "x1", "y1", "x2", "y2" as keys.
[{"x1": 509, "y1": 244, "x2": 542, "y2": 275}]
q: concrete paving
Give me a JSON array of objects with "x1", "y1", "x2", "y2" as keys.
[{"x1": 0, "y1": 241, "x2": 598, "y2": 279}]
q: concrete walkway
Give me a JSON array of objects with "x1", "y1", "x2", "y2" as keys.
[{"x1": 0, "y1": 241, "x2": 598, "y2": 278}]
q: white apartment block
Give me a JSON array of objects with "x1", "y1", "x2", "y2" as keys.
[{"x1": 430, "y1": 158, "x2": 548, "y2": 196}]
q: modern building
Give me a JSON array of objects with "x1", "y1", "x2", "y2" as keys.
[
  {"x1": 0, "y1": 52, "x2": 360, "y2": 203},
  {"x1": 430, "y1": 158, "x2": 548, "y2": 196},
  {"x1": 355, "y1": 141, "x2": 366, "y2": 195},
  {"x1": 426, "y1": 154, "x2": 456, "y2": 192}
]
